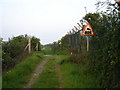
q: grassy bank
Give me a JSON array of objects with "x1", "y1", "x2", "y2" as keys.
[
  {"x1": 32, "y1": 56, "x2": 59, "y2": 88},
  {"x1": 58, "y1": 55, "x2": 98, "y2": 88},
  {"x1": 3, "y1": 52, "x2": 44, "y2": 88},
  {"x1": 32, "y1": 54, "x2": 98, "y2": 88}
]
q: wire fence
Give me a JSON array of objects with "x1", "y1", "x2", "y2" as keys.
[{"x1": 60, "y1": 29, "x2": 89, "y2": 55}]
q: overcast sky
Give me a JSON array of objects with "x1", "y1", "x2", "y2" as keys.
[{"x1": 0, "y1": 0, "x2": 115, "y2": 44}]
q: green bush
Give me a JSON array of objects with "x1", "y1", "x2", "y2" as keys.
[
  {"x1": 2, "y1": 51, "x2": 14, "y2": 70},
  {"x1": 2, "y1": 35, "x2": 41, "y2": 70},
  {"x1": 57, "y1": 1, "x2": 120, "y2": 88},
  {"x1": 83, "y1": 3, "x2": 120, "y2": 87}
]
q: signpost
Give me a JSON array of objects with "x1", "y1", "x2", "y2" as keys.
[
  {"x1": 80, "y1": 24, "x2": 95, "y2": 36},
  {"x1": 80, "y1": 24, "x2": 95, "y2": 52}
]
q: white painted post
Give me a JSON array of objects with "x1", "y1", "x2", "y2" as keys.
[
  {"x1": 28, "y1": 37, "x2": 31, "y2": 54},
  {"x1": 24, "y1": 36, "x2": 31, "y2": 54}
]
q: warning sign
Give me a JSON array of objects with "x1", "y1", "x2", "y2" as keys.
[{"x1": 80, "y1": 24, "x2": 95, "y2": 36}]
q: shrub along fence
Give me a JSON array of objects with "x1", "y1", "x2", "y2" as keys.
[
  {"x1": 2, "y1": 35, "x2": 41, "y2": 72},
  {"x1": 53, "y1": 1, "x2": 120, "y2": 87}
]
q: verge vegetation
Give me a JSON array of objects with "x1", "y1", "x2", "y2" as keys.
[{"x1": 3, "y1": 52, "x2": 43, "y2": 88}]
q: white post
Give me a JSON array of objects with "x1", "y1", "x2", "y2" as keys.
[
  {"x1": 28, "y1": 37, "x2": 31, "y2": 54},
  {"x1": 24, "y1": 36, "x2": 31, "y2": 54},
  {"x1": 87, "y1": 36, "x2": 89, "y2": 52}
]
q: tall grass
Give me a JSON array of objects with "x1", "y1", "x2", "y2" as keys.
[
  {"x1": 3, "y1": 52, "x2": 44, "y2": 88},
  {"x1": 59, "y1": 55, "x2": 99, "y2": 88}
]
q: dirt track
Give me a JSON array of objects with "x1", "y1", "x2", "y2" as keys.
[{"x1": 24, "y1": 55, "x2": 50, "y2": 88}]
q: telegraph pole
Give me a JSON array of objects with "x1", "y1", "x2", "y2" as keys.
[{"x1": 84, "y1": 7, "x2": 87, "y2": 15}]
